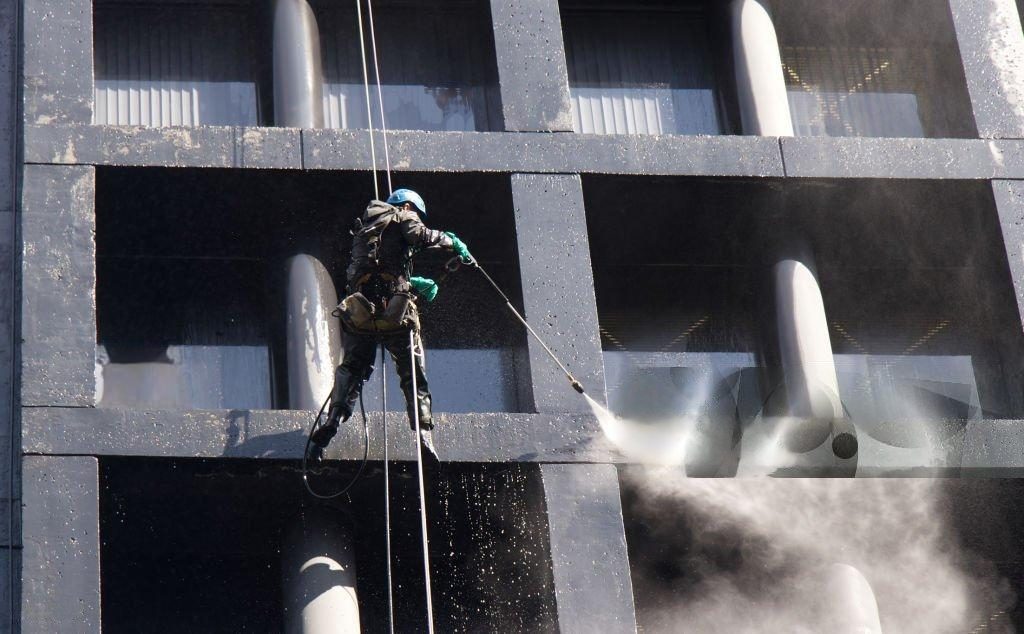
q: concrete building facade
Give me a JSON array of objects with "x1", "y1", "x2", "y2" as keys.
[{"x1": 4, "y1": 0, "x2": 1024, "y2": 630}]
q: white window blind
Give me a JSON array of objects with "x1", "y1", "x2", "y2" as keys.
[
  {"x1": 562, "y1": 9, "x2": 722, "y2": 136},
  {"x1": 93, "y1": 6, "x2": 259, "y2": 127}
]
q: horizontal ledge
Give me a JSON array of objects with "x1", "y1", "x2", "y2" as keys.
[
  {"x1": 26, "y1": 125, "x2": 1024, "y2": 180},
  {"x1": 780, "y1": 136, "x2": 1024, "y2": 179},
  {"x1": 22, "y1": 407, "x2": 622, "y2": 463},
  {"x1": 20, "y1": 407, "x2": 1024, "y2": 475},
  {"x1": 24, "y1": 124, "x2": 784, "y2": 177}
]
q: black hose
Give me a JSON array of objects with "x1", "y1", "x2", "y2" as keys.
[{"x1": 302, "y1": 391, "x2": 371, "y2": 500}]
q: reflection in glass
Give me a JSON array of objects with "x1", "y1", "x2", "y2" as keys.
[
  {"x1": 93, "y1": 6, "x2": 259, "y2": 127},
  {"x1": 562, "y1": 7, "x2": 722, "y2": 135},
  {"x1": 97, "y1": 345, "x2": 272, "y2": 409},
  {"x1": 781, "y1": 46, "x2": 925, "y2": 138},
  {"x1": 317, "y1": 1, "x2": 501, "y2": 132}
]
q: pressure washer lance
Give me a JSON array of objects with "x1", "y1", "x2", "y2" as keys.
[{"x1": 464, "y1": 257, "x2": 585, "y2": 395}]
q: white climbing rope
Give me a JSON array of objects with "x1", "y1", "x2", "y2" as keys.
[
  {"x1": 355, "y1": 1, "x2": 434, "y2": 629},
  {"x1": 354, "y1": 0, "x2": 380, "y2": 199},
  {"x1": 409, "y1": 328, "x2": 436, "y2": 634}
]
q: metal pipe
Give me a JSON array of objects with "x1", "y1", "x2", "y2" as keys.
[{"x1": 473, "y1": 262, "x2": 585, "y2": 394}]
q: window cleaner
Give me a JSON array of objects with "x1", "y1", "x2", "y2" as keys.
[{"x1": 305, "y1": 188, "x2": 473, "y2": 466}]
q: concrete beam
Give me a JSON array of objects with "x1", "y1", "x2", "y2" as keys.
[
  {"x1": 21, "y1": 165, "x2": 94, "y2": 407},
  {"x1": 489, "y1": 0, "x2": 573, "y2": 131},
  {"x1": 512, "y1": 174, "x2": 604, "y2": 413},
  {"x1": 24, "y1": 124, "x2": 785, "y2": 177},
  {"x1": 780, "y1": 136, "x2": 1024, "y2": 179},
  {"x1": 23, "y1": 0, "x2": 92, "y2": 124},
  {"x1": 29, "y1": 125, "x2": 1024, "y2": 180},
  {"x1": 25, "y1": 124, "x2": 303, "y2": 169},
  {"x1": 949, "y1": 0, "x2": 1024, "y2": 138},
  {"x1": 21, "y1": 456, "x2": 100, "y2": 633},
  {"x1": 21, "y1": 408, "x2": 1024, "y2": 475},
  {"x1": 541, "y1": 464, "x2": 637, "y2": 633},
  {"x1": 22, "y1": 407, "x2": 620, "y2": 463}
]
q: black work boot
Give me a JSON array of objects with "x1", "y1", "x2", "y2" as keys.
[
  {"x1": 418, "y1": 429, "x2": 441, "y2": 468},
  {"x1": 408, "y1": 393, "x2": 434, "y2": 431},
  {"x1": 306, "y1": 402, "x2": 352, "y2": 464}
]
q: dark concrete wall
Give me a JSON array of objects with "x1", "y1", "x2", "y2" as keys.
[{"x1": 0, "y1": 0, "x2": 18, "y2": 628}]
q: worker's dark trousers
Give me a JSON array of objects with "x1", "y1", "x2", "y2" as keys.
[{"x1": 329, "y1": 327, "x2": 433, "y2": 430}]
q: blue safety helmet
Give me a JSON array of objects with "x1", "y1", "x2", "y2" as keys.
[{"x1": 386, "y1": 188, "x2": 426, "y2": 216}]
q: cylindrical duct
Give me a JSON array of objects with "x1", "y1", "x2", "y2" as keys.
[
  {"x1": 286, "y1": 255, "x2": 341, "y2": 410},
  {"x1": 730, "y1": 0, "x2": 794, "y2": 136},
  {"x1": 282, "y1": 508, "x2": 361, "y2": 633},
  {"x1": 774, "y1": 259, "x2": 843, "y2": 453},
  {"x1": 273, "y1": 0, "x2": 325, "y2": 128},
  {"x1": 820, "y1": 564, "x2": 883, "y2": 634}
]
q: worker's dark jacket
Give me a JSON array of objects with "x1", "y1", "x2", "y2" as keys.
[{"x1": 345, "y1": 200, "x2": 452, "y2": 296}]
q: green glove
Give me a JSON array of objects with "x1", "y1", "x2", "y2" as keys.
[
  {"x1": 444, "y1": 231, "x2": 473, "y2": 263},
  {"x1": 409, "y1": 276, "x2": 439, "y2": 302}
]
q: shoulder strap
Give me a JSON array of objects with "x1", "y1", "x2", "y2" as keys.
[{"x1": 356, "y1": 209, "x2": 399, "y2": 267}]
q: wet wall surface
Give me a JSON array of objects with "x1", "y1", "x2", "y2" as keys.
[{"x1": 99, "y1": 458, "x2": 557, "y2": 633}]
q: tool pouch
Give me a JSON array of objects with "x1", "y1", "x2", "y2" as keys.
[
  {"x1": 336, "y1": 291, "x2": 418, "y2": 333},
  {"x1": 335, "y1": 292, "x2": 376, "y2": 332},
  {"x1": 377, "y1": 292, "x2": 419, "y2": 332}
]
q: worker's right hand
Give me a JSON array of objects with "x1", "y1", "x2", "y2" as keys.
[{"x1": 444, "y1": 231, "x2": 473, "y2": 264}]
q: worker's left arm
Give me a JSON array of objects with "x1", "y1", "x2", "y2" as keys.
[{"x1": 398, "y1": 211, "x2": 453, "y2": 250}]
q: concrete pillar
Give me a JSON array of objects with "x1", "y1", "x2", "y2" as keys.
[
  {"x1": 541, "y1": 464, "x2": 637, "y2": 634},
  {"x1": 285, "y1": 255, "x2": 341, "y2": 410},
  {"x1": 511, "y1": 174, "x2": 605, "y2": 413},
  {"x1": 21, "y1": 456, "x2": 100, "y2": 633},
  {"x1": 773, "y1": 259, "x2": 842, "y2": 453},
  {"x1": 990, "y1": 180, "x2": 1024, "y2": 415},
  {"x1": 21, "y1": 165, "x2": 96, "y2": 407},
  {"x1": 273, "y1": 0, "x2": 325, "y2": 128},
  {"x1": 23, "y1": 0, "x2": 93, "y2": 124},
  {"x1": 282, "y1": 507, "x2": 360, "y2": 634},
  {"x1": 949, "y1": 0, "x2": 1024, "y2": 138},
  {"x1": 729, "y1": 0, "x2": 794, "y2": 136},
  {"x1": 489, "y1": 0, "x2": 574, "y2": 131}
]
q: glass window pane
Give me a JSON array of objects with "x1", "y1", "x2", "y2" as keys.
[
  {"x1": 562, "y1": 5, "x2": 722, "y2": 136},
  {"x1": 317, "y1": 0, "x2": 502, "y2": 132},
  {"x1": 93, "y1": 6, "x2": 259, "y2": 127},
  {"x1": 772, "y1": 0, "x2": 977, "y2": 138}
]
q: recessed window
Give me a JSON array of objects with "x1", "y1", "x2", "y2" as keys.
[
  {"x1": 561, "y1": 2, "x2": 727, "y2": 135},
  {"x1": 93, "y1": 2, "x2": 263, "y2": 127},
  {"x1": 316, "y1": 0, "x2": 502, "y2": 132},
  {"x1": 585, "y1": 176, "x2": 1023, "y2": 470},
  {"x1": 96, "y1": 168, "x2": 527, "y2": 413},
  {"x1": 772, "y1": 0, "x2": 977, "y2": 138}
]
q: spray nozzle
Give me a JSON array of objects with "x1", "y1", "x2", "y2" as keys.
[{"x1": 571, "y1": 379, "x2": 585, "y2": 394}]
